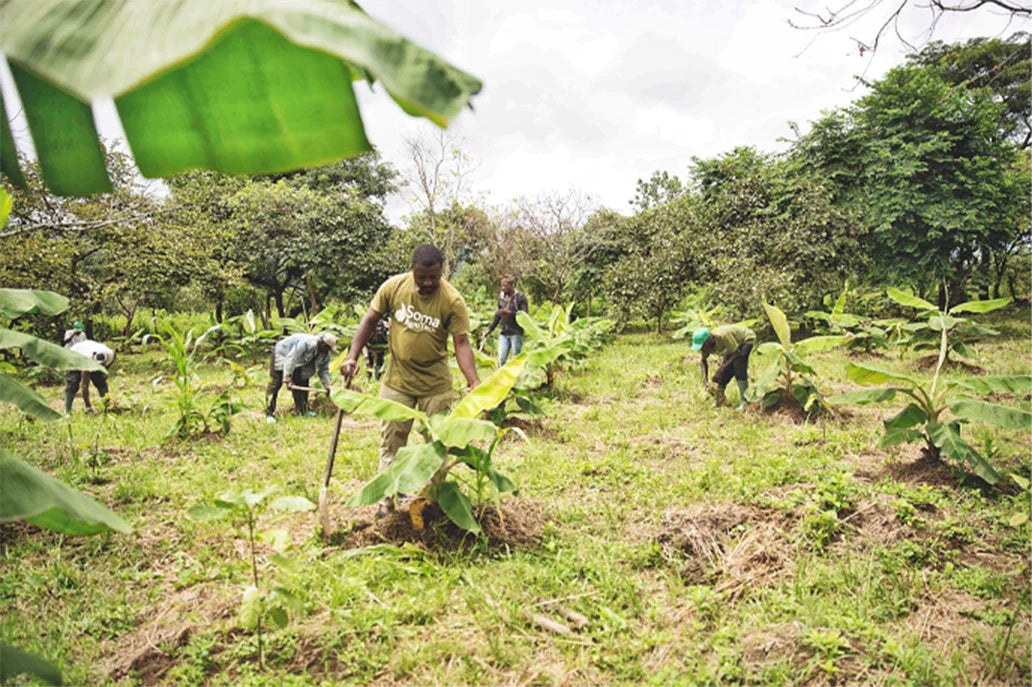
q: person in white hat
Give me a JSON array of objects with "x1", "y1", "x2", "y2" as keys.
[{"x1": 265, "y1": 332, "x2": 337, "y2": 421}]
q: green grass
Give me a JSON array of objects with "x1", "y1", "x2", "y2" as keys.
[{"x1": 2, "y1": 310, "x2": 1029, "y2": 685}]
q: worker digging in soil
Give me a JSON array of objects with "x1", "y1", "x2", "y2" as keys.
[
  {"x1": 692, "y1": 324, "x2": 755, "y2": 411},
  {"x1": 64, "y1": 337, "x2": 116, "y2": 415},
  {"x1": 265, "y1": 332, "x2": 337, "y2": 422},
  {"x1": 340, "y1": 244, "x2": 481, "y2": 518}
]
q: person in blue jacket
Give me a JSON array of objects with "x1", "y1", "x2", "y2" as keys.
[{"x1": 265, "y1": 332, "x2": 336, "y2": 422}]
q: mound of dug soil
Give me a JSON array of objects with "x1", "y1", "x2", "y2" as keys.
[
  {"x1": 655, "y1": 503, "x2": 795, "y2": 598},
  {"x1": 327, "y1": 498, "x2": 545, "y2": 551}
]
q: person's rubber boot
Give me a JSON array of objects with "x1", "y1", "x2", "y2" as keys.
[
  {"x1": 736, "y1": 380, "x2": 749, "y2": 411},
  {"x1": 266, "y1": 415, "x2": 276, "y2": 424},
  {"x1": 711, "y1": 386, "x2": 726, "y2": 408}
]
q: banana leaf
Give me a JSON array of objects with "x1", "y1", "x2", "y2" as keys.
[
  {"x1": 763, "y1": 301, "x2": 792, "y2": 349},
  {"x1": 927, "y1": 421, "x2": 1000, "y2": 484},
  {"x1": 793, "y1": 335, "x2": 851, "y2": 355},
  {"x1": 0, "y1": 288, "x2": 69, "y2": 318},
  {"x1": 331, "y1": 387, "x2": 426, "y2": 424},
  {"x1": 434, "y1": 417, "x2": 498, "y2": 449},
  {"x1": 346, "y1": 442, "x2": 446, "y2": 506},
  {"x1": 0, "y1": 644, "x2": 62, "y2": 686},
  {"x1": 449, "y1": 356, "x2": 527, "y2": 419},
  {"x1": 0, "y1": 374, "x2": 63, "y2": 421},
  {"x1": 886, "y1": 287, "x2": 937, "y2": 313},
  {"x1": 883, "y1": 403, "x2": 927, "y2": 430},
  {"x1": 1, "y1": 0, "x2": 481, "y2": 195},
  {"x1": 950, "y1": 375, "x2": 1031, "y2": 395},
  {"x1": 826, "y1": 388, "x2": 897, "y2": 405},
  {"x1": 0, "y1": 449, "x2": 132, "y2": 534},
  {"x1": 949, "y1": 399, "x2": 1031, "y2": 431},
  {"x1": 950, "y1": 297, "x2": 1011, "y2": 314},
  {"x1": 436, "y1": 480, "x2": 480, "y2": 533},
  {"x1": 0, "y1": 329, "x2": 103, "y2": 371},
  {"x1": 845, "y1": 362, "x2": 919, "y2": 387}
]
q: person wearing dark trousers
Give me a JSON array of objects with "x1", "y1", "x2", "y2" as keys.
[
  {"x1": 64, "y1": 338, "x2": 115, "y2": 415},
  {"x1": 365, "y1": 320, "x2": 389, "y2": 380},
  {"x1": 265, "y1": 332, "x2": 337, "y2": 422},
  {"x1": 692, "y1": 325, "x2": 756, "y2": 411}
]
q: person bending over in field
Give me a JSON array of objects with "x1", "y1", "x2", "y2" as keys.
[
  {"x1": 64, "y1": 337, "x2": 115, "y2": 415},
  {"x1": 692, "y1": 324, "x2": 755, "y2": 411},
  {"x1": 265, "y1": 332, "x2": 337, "y2": 422},
  {"x1": 341, "y1": 244, "x2": 481, "y2": 517}
]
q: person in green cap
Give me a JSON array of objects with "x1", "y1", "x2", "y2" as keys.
[
  {"x1": 692, "y1": 324, "x2": 756, "y2": 410},
  {"x1": 63, "y1": 320, "x2": 86, "y2": 348}
]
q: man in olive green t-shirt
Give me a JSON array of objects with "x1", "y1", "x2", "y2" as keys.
[
  {"x1": 691, "y1": 324, "x2": 756, "y2": 410},
  {"x1": 341, "y1": 244, "x2": 481, "y2": 515}
]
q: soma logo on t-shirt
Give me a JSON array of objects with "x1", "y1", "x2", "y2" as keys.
[{"x1": 394, "y1": 304, "x2": 441, "y2": 333}]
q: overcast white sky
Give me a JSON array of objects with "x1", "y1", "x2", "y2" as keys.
[{"x1": 352, "y1": 0, "x2": 1026, "y2": 219}]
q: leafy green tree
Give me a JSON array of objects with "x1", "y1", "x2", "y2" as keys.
[
  {"x1": 794, "y1": 63, "x2": 1023, "y2": 307},
  {"x1": 686, "y1": 149, "x2": 865, "y2": 317},
  {"x1": 630, "y1": 170, "x2": 684, "y2": 212},
  {"x1": 909, "y1": 33, "x2": 1031, "y2": 148},
  {"x1": 1, "y1": 151, "x2": 204, "y2": 334},
  {"x1": 604, "y1": 198, "x2": 698, "y2": 330},
  {"x1": 228, "y1": 178, "x2": 390, "y2": 319}
]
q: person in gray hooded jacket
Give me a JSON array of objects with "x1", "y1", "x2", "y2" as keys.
[{"x1": 265, "y1": 332, "x2": 337, "y2": 421}]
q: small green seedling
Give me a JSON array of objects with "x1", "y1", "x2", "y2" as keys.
[
  {"x1": 751, "y1": 301, "x2": 849, "y2": 415},
  {"x1": 188, "y1": 487, "x2": 314, "y2": 668}
]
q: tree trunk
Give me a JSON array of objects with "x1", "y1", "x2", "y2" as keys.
[
  {"x1": 121, "y1": 305, "x2": 137, "y2": 338},
  {"x1": 274, "y1": 290, "x2": 286, "y2": 319},
  {"x1": 215, "y1": 288, "x2": 224, "y2": 324},
  {"x1": 306, "y1": 278, "x2": 319, "y2": 315}
]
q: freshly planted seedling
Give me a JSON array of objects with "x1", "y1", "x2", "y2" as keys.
[
  {"x1": 516, "y1": 304, "x2": 614, "y2": 389},
  {"x1": 828, "y1": 293, "x2": 1029, "y2": 484},
  {"x1": 888, "y1": 287, "x2": 1011, "y2": 365},
  {"x1": 807, "y1": 286, "x2": 902, "y2": 354},
  {"x1": 188, "y1": 487, "x2": 314, "y2": 668},
  {"x1": 751, "y1": 301, "x2": 849, "y2": 415},
  {"x1": 337, "y1": 349, "x2": 564, "y2": 533}
]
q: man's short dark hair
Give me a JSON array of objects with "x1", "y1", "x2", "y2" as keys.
[{"x1": 411, "y1": 244, "x2": 444, "y2": 268}]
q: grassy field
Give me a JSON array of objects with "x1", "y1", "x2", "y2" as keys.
[{"x1": 2, "y1": 311, "x2": 1029, "y2": 686}]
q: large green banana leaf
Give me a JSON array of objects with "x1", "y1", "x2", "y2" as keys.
[
  {"x1": 0, "y1": 329, "x2": 103, "y2": 371},
  {"x1": 949, "y1": 297, "x2": 1012, "y2": 314},
  {"x1": 845, "y1": 362, "x2": 919, "y2": 387},
  {"x1": 949, "y1": 375, "x2": 1031, "y2": 395},
  {"x1": 0, "y1": 449, "x2": 133, "y2": 534},
  {"x1": 0, "y1": 0, "x2": 482, "y2": 196},
  {"x1": 762, "y1": 301, "x2": 792, "y2": 349},
  {"x1": 346, "y1": 442, "x2": 446, "y2": 507},
  {"x1": 886, "y1": 287, "x2": 937, "y2": 313},
  {"x1": 0, "y1": 374, "x2": 63, "y2": 421},
  {"x1": 926, "y1": 421, "x2": 1000, "y2": 485},
  {"x1": 949, "y1": 398, "x2": 1031, "y2": 430},
  {"x1": 449, "y1": 356, "x2": 528, "y2": 419},
  {"x1": 0, "y1": 644, "x2": 62, "y2": 686},
  {"x1": 0, "y1": 289, "x2": 68, "y2": 319}
]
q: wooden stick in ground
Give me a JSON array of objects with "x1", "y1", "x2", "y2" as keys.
[
  {"x1": 318, "y1": 404, "x2": 345, "y2": 539},
  {"x1": 523, "y1": 610, "x2": 571, "y2": 636}
]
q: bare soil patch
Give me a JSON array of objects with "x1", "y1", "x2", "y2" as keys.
[
  {"x1": 914, "y1": 355, "x2": 984, "y2": 374},
  {"x1": 654, "y1": 503, "x2": 796, "y2": 597},
  {"x1": 500, "y1": 416, "x2": 557, "y2": 440},
  {"x1": 101, "y1": 584, "x2": 234, "y2": 685},
  {"x1": 327, "y1": 498, "x2": 545, "y2": 552}
]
